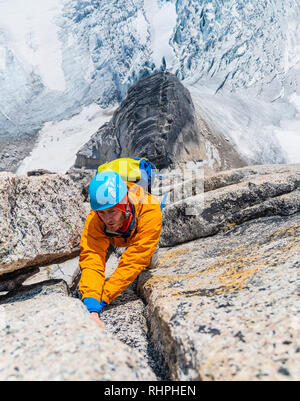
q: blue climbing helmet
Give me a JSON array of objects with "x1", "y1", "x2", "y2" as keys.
[{"x1": 88, "y1": 171, "x2": 128, "y2": 211}]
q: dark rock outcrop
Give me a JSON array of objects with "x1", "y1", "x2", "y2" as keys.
[
  {"x1": 0, "y1": 136, "x2": 38, "y2": 173},
  {"x1": 74, "y1": 72, "x2": 245, "y2": 171}
]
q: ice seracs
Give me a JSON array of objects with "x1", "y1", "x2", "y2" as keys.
[{"x1": 1, "y1": 0, "x2": 300, "y2": 173}]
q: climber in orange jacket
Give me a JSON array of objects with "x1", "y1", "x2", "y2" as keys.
[{"x1": 79, "y1": 170, "x2": 162, "y2": 328}]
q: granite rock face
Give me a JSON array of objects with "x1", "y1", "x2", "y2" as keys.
[
  {"x1": 0, "y1": 173, "x2": 86, "y2": 276},
  {"x1": 22, "y1": 257, "x2": 81, "y2": 292},
  {"x1": 136, "y1": 163, "x2": 300, "y2": 380},
  {"x1": 66, "y1": 168, "x2": 95, "y2": 202},
  {"x1": 138, "y1": 212, "x2": 300, "y2": 381},
  {"x1": 159, "y1": 164, "x2": 300, "y2": 247},
  {"x1": 74, "y1": 72, "x2": 245, "y2": 171},
  {"x1": 0, "y1": 280, "x2": 156, "y2": 381},
  {"x1": 1, "y1": 164, "x2": 299, "y2": 381},
  {"x1": 0, "y1": 252, "x2": 81, "y2": 298}
]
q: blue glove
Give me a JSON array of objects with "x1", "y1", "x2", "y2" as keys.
[
  {"x1": 98, "y1": 299, "x2": 107, "y2": 314},
  {"x1": 83, "y1": 298, "x2": 107, "y2": 314}
]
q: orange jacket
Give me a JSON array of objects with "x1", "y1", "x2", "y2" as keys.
[{"x1": 79, "y1": 182, "x2": 162, "y2": 305}]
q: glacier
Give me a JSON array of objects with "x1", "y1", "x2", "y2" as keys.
[{"x1": 0, "y1": 0, "x2": 299, "y2": 172}]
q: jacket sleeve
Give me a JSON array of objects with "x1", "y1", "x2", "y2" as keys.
[
  {"x1": 78, "y1": 211, "x2": 110, "y2": 304},
  {"x1": 101, "y1": 202, "x2": 162, "y2": 304}
]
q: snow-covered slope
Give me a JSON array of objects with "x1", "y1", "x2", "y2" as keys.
[
  {"x1": 0, "y1": 0, "x2": 299, "y2": 172},
  {"x1": 174, "y1": 0, "x2": 300, "y2": 164}
]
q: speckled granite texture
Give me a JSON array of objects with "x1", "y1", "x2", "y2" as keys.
[
  {"x1": 0, "y1": 164, "x2": 299, "y2": 381},
  {"x1": 138, "y1": 213, "x2": 300, "y2": 380},
  {"x1": 0, "y1": 280, "x2": 156, "y2": 381}
]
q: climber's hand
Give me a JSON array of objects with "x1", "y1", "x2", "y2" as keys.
[{"x1": 90, "y1": 312, "x2": 106, "y2": 329}]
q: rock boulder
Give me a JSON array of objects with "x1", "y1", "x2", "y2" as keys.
[
  {"x1": 160, "y1": 165, "x2": 300, "y2": 247},
  {"x1": 137, "y1": 163, "x2": 300, "y2": 380},
  {"x1": 138, "y1": 212, "x2": 300, "y2": 380},
  {"x1": 0, "y1": 173, "x2": 86, "y2": 276},
  {"x1": 1, "y1": 164, "x2": 299, "y2": 381},
  {"x1": 0, "y1": 280, "x2": 156, "y2": 381}
]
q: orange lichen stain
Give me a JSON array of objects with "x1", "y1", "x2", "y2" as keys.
[
  {"x1": 159, "y1": 248, "x2": 190, "y2": 264},
  {"x1": 220, "y1": 222, "x2": 237, "y2": 232},
  {"x1": 144, "y1": 247, "x2": 204, "y2": 290},
  {"x1": 143, "y1": 270, "x2": 199, "y2": 292},
  {"x1": 142, "y1": 224, "x2": 300, "y2": 299},
  {"x1": 271, "y1": 225, "x2": 300, "y2": 239},
  {"x1": 169, "y1": 226, "x2": 300, "y2": 298}
]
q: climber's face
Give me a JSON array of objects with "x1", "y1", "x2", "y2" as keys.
[{"x1": 97, "y1": 208, "x2": 125, "y2": 231}]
